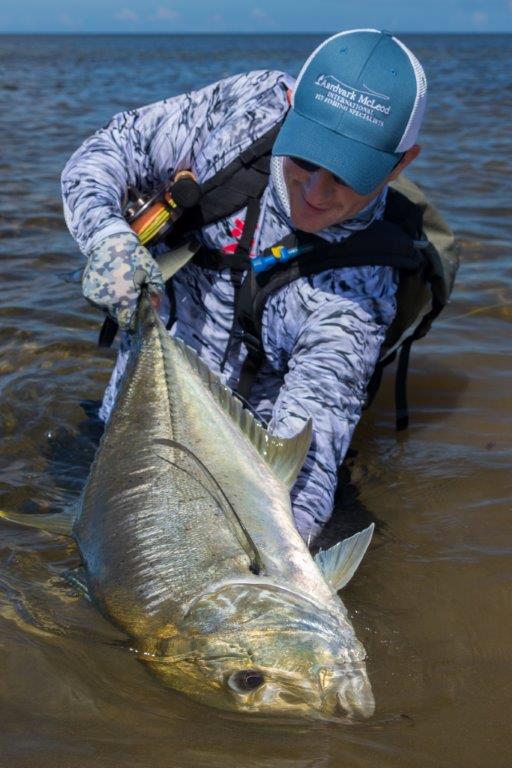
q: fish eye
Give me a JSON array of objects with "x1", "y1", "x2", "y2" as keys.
[{"x1": 228, "y1": 669, "x2": 265, "y2": 693}]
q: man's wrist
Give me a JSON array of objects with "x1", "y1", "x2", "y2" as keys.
[{"x1": 86, "y1": 221, "x2": 139, "y2": 255}]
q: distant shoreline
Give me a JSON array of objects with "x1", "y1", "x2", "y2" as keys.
[{"x1": 1, "y1": 31, "x2": 511, "y2": 36}]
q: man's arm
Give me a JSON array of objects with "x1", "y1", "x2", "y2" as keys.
[
  {"x1": 262, "y1": 265, "x2": 397, "y2": 542},
  {"x1": 61, "y1": 75, "x2": 233, "y2": 254},
  {"x1": 61, "y1": 70, "x2": 290, "y2": 327},
  {"x1": 61, "y1": 69, "x2": 290, "y2": 255}
]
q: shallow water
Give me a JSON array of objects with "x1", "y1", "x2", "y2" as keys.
[{"x1": 0, "y1": 34, "x2": 511, "y2": 768}]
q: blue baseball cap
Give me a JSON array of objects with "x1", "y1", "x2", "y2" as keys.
[{"x1": 272, "y1": 29, "x2": 427, "y2": 195}]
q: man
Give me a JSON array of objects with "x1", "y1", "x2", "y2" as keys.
[{"x1": 61, "y1": 29, "x2": 427, "y2": 543}]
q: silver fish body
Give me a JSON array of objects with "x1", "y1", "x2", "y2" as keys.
[{"x1": 74, "y1": 295, "x2": 375, "y2": 719}]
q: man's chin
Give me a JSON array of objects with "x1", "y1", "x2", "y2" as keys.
[
  {"x1": 289, "y1": 200, "x2": 343, "y2": 233},
  {"x1": 291, "y1": 219, "x2": 313, "y2": 233},
  {"x1": 290, "y1": 212, "x2": 333, "y2": 233}
]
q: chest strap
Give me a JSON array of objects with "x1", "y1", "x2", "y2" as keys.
[
  {"x1": 236, "y1": 218, "x2": 424, "y2": 371},
  {"x1": 233, "y1": 215, "x2": 426, "y2": 431}
]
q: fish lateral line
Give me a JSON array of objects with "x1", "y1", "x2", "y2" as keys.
[{"x1": 153, "y1": 437, "x2": 263, "y2": 576}]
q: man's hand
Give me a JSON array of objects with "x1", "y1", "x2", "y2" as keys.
[{"x1": 82, "y1": 233, "x2": 165, "y2": 330}]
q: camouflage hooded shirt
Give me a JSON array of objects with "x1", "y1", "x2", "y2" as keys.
[{"x1": 61, "y1": 69, "x2": 397, "y2": 542}]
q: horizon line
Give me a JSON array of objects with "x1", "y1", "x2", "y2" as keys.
[{"x1": 1, "y1": 30, "x2": 511, "y2": 35}]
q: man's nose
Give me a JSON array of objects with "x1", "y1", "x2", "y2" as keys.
[{"x1": 304, "y1": 169, "x2": 338, "y2": 202}]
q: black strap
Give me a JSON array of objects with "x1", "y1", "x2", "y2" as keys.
[
  {"x1": 171, "y1": 118, "x2": 285, "y2": 239},
  {"x1": 237, "y1": 220, "x2": 423, "y2": 350},
  {"x1": 234, "y1": 217, "x2": 425, "y2": 425},
  {"x1": 235, "y1": 197, "x2": 261, "y2": 259},
  {"x1": 385, "y1": 186, "x2": 423, "y2": 239},
  {"x1": 220, "y1": 271, "x2": 243, "y2": 373},
  {"x1": 395, "y1": 336, "x2": 413, "y2": 431},
  {"x1": 98, "y1": 316, "x2": 118, "y2": 348},
  {"x1": 236, "y1": 332, "x2": 266, "y2": 400},
  {"x1": 200, "y1": 121, "x2": 284, "y2": 197},
  {"x1": 165, "y1": 279, "x2": 177, "y2": 330},
  {"x1": 364, "y1": 353, "x2": 394, "y2": 410},
  {"x1": 219, "y1": 196, "x2": 263, "y2": 373},
  {"x1": 193, "y1": 248, "x2": 249, "y2": 271}
]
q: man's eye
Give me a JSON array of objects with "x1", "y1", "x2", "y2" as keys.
[
  {"x1": 290, "y1": 157, "x2": 320, "y2": 173},
  {"x1": 290, "y1": 156, "x2": 349, "y2": 187}
]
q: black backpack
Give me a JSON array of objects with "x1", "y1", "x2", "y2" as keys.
[{"x1": 101, "y1": 120, "x2": 459, "y2": 429}]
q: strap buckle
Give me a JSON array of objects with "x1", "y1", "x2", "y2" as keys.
[{"x1": 413, "y1": 234, "x2": 429, "y2": 250}]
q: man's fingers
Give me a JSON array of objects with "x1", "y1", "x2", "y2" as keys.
[{"x1": 84, "y1": 234, "x2": 165, "y2": 330}]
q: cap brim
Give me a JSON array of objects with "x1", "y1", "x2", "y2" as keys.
[{"x1": 272, "y1": 110, "x2": 402, "y2": 195}]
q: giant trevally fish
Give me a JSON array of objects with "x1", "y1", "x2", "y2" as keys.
[{"x1": 2, "y1": 291, "x2": 375, "y2": 719}]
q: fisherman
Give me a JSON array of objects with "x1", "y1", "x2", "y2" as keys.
[{"x1": 61, "y1": 29, "x2": 440, "y2": 544}]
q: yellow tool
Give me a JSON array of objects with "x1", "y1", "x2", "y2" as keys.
[{"x1": 123, "y1": 170, "x2": 201, "y2": 246}]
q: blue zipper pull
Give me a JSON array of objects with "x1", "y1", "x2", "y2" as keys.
[{"x1": 251, "y1": 244, "x2": 314, "y2": 273}]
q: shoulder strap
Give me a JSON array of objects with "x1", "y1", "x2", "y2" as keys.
[
  {"x1": 236, "y1": 179, "x2": 458, "y2": 430},
  {"x1": 235, "y1": 218, "x2": 423, "y2": 401},
  {"x1": 238, "y1": 219, "x2": 422, "y2": 346},
  {"x1": 170, "y1": 117, "x2": 285, "y2": 240}
]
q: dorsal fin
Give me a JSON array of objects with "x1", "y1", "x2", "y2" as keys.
[
  {"x1": 169, "y1": 335, "x2": 312, "y2": 488},
  {"x1": 314, "y1": 524, "x2": 375, "y2": 591}
]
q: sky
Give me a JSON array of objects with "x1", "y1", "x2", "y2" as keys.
[{"x1": 0, "y1": 0, "x2": 511, "y2": 33}]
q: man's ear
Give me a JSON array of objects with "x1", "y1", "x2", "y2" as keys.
[{"x1": 388, "y1": 144, "x2": 421, "y2": 181}]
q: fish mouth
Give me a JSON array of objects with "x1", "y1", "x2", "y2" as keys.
[
  {"x1": 223, "y1": 670, "x2": 375, "y2": 721},
  {"x1": 335, "y1": 668, "x2": 375, "y2": 719}
]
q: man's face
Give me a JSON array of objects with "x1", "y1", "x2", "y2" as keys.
[
  {"x1": 282, "y1": 157, "x2": 384, "y2": 233},
  {"x1": 281, "y1": 147, "x2": 419, "y2": 233}
]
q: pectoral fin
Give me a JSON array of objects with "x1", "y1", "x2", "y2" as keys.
[
  {"x1": 63, "y1": 566, "x2": 92, "y2": 601},
  {"x1": 314, "y1": 523, "x2": 375, "y2": 591},
  {"x1": 0, "y1": 507, "x2": 76, "y2": 537}
]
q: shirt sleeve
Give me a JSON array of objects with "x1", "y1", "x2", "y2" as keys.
[
  {"x1": 61, "y1": 70, "x2": 289, "y2": 255},
  {"x1": 262, "y1": 264, "x2": 398, "y2": 541}
]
